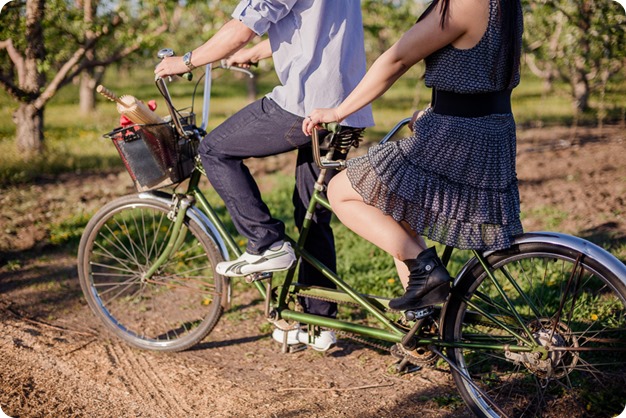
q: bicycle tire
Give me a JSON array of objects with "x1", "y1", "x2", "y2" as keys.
[
  {"x1": 442, "y1": 241, "x2": 626, "y2": 417},
  {"x1": 77, "y1": 194, "x2": 225, "y2": 351}
]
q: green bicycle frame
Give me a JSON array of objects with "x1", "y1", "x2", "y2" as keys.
[{"x1": 146, "y1": 160, "x2": 538, "y2": 353}]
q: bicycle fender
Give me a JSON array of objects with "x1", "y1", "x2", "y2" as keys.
[
  {"x1": 137, "y1": 191, "x2": 232, "y2": 308},
  {"x1": 454, "y1": 231, "x2": 626, "y2": 287}
]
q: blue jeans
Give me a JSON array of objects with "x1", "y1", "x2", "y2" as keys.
[{"x1": 198, "y1": 97, "x2": 337, "y2": 317}]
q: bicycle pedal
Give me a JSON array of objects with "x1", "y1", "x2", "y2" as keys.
[
  {"x1": 395, "y1": 357, "x2": 422, "y2": 374},
  {"x1": 288, "y1": 343, "x2": 307, "y2": 354},
  {"x1": 244, "y1": 271, "x2": 273, "y2": 283},
  {"x1": 404, "y1": 306, "x2": 434, "y2": 321}
]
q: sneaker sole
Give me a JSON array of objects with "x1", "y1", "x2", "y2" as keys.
[{"x1": 239, "y1": 259, "x2": 297, "y2": 277}]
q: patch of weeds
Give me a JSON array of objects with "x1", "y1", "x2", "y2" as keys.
[
  {"x1": 258, "y1": 322, "x2": 273, "y2": 335},
  {"x1": 48, "y1": 212, "x2": 92, "y2": 248},
  {"x1": 523, "y1": 206, "x2": 569, "y2": 230},
  {"x1": 580, "y1": 386, "x2": 626, "y2": 417},
  {"x1": 431, "y1": 394, "x2": 464, "y2": 409},
  {"x1": 5, "y1": 259, "x2": 22, "y2": 271},
  {"x1": 224, "y1": 304, "x2": 254, "y2": 322}
]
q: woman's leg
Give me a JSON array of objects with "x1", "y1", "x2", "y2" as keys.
[{"x1": 328, "y1": 171, "x2": 426, "y2": 286}]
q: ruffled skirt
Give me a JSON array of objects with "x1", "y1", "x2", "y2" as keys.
[{"x1": 346, "y1": 109, "x2": 523, "y2": 251}]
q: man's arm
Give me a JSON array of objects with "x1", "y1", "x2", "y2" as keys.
[{"x1": 155, "y1": 19, "x2": 256, "y2": 78}]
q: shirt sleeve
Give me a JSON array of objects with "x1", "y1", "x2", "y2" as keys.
[{"x1": 232, "y1": 0, "x2": 298, "y2": 36}]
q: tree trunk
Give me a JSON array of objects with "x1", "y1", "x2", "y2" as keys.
[
  {"x1": 79, "y1": 68, "x2": 98, "y2": 114},
  {"x1": 572, "y1": 60, "x2": 590, "y2": 114},
  {"x1": 14, "y1": 103, "x2": 44, "y2": 154},
  {"x1": 79, "y1": 0, "x2": 97, "y2": 114},
  {"x1": 14, "y1": 0, "x2": 46, "y2": 155}
]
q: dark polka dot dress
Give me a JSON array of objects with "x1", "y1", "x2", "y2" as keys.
[{"x1": 346, "y1": 0, "x2": 524, "y2": 251}]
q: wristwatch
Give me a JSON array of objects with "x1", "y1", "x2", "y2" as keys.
[{"x1": 183, "y1": 51, "x2": 195, "y2": 71}]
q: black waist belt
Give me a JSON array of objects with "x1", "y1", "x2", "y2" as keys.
[{"x1": 431, "y1": 88, "x2": 512, "y2": 117}]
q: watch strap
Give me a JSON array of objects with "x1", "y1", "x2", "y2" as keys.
[{"x1": 183, "y1": 51, "x2": 195, "y2": 71}]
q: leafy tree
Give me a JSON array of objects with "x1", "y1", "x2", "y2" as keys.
[
  {"x1": 361, "y1": 0, "x2": 423, "y2": 58},
  {"x1": 524, "y1": 0, "x2": 626, "y2": 116},
  {"x1": 361, "y1": 0, "x2": 427, "y2": 108},
  {"x1": 0, "y1": 0, "x2": 179, "y2": 155}
]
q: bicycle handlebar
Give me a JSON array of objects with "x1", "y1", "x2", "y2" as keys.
[{"x1": 153, "y1": 48, "x2": 258, "y2": 137}]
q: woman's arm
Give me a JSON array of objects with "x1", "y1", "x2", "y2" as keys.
[
  {"x1": 302, "y1": 0, "x2": 485, "y2": 134},
  {"x1": 226, "y1": 39, "x2": 272, "y2": 68}
]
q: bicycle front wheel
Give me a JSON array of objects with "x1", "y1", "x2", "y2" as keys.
[
  {"x1": 77, "y1": 195, "x2": 226, "y2": 351},
  {"x1": 443, "y1": 242, "x2": 626, "y2": 417}
]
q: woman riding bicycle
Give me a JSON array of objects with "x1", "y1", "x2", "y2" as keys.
[{"x1": 303, "y1": 0, "x2": 524, "y2": 311}]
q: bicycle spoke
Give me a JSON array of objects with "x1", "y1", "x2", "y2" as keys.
[
  {"x1": 500, "y1": 263, "x2": 543, "y2": 319},
  {"x1": 91, "y1": 246, "x2": 140, "y2": 274},
  {"x1": 99, "y1": 223, "x2": 143, "y2": 267},
  {"x1": 474, "y1": 251, "x2": 536, "y2": 342}
]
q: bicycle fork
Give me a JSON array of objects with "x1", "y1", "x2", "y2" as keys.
[{"x1": 143, "y1": 194, "x2": 192, "y2": 280}]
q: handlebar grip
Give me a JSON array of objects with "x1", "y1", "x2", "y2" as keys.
[
  {"x1": 320, "y1": 122, "x2": 340, "y2": 133},
  {"x1": 182, "y1": 72, "x2": 193, "y2": 81}
]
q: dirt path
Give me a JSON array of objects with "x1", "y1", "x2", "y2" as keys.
[{"x1": 1, "y1": 125, "x2": 625, "y2": 417}]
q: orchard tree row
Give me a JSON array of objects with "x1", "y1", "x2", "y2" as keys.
[{"x1": 0, "y1": 0, "x2": 624, "y2": 156}]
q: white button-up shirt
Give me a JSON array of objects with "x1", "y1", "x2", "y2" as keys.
[{"x1": 233, "y1": 0, "x2": 374, "y2": 128}]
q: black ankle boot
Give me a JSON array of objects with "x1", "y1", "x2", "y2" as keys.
[{"x1": 388, "y1": 247, "x2": 451, "y2": 311}]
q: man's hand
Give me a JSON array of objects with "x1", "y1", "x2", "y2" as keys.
[{"x1": 154, "y1": 56, "x2": 187, "y2": 78}]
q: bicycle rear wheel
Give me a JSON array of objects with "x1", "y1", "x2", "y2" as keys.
[
  {"x1": 443, "y1": 242, "x2": 626, "y2": 417},
  {"x1": 77, "y1": 194, "x2": 226, "y2": 351}
]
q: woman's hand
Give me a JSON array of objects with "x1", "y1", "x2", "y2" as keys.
[
  {"x1": 409, "y1": 109, "x2": 425, "y2": 131},
  {"x1": 225, "y1": 49, "x2": 256, "y2": 69},
  {"x1": 302, "y1": 108, "x2": 342, "y2": 136},
  {"x1": 154, "y1": 56, "x2": 187, "y2": 78}
]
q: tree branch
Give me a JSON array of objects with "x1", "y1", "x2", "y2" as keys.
[
  {"x1": 32, "y1": 37, "x2": 98, "y2": 110},
  {"x1": 0, "y1": 39, "x2": 26, "y2": 86},
  {"x1": 524, "y1": 53, "x2": 550, "y2": 79},
  {"x1": 0, "y1": 72, "x2": 30, "y2": 102}
]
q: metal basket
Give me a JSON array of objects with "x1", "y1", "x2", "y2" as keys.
[{"x1": 105, "y1": 123, "x2": 197, "y2": 192}]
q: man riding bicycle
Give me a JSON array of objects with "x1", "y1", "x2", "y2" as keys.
[{"x1": 154, "y1": 0, "x2": 374, "y2": 351}]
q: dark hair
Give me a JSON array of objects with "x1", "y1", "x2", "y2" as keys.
[{"x1": 417, "y1": 0, "x2": 522, "y2": 88}]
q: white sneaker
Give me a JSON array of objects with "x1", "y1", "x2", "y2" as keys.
[
  {"x1": 271, "y1": 327, "x2": 336, "y2": 352},
  {"x1": 216, "y1": 241, "x2": 296, "y2": 277},
  {"x1": 298, "y1": 329, "x2": 337, "y2": 352},
  {"x1": 271, "y1": 327, "x2": 300, "y2": 345}
]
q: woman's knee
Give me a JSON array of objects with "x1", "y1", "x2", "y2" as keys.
[
  {"x1": 328, "y1": 171, "x2": 359, "y2": 208},
  {"x1": 327, "y1": 172, "x2": 343, "y2": 207}
]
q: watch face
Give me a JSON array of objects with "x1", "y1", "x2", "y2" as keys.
[{"x1": 184, "y1": 52, "x2": 191, "y2": 65}]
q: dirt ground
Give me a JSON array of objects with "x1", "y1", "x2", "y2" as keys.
[{"x1": 0, "y1": 125, "x2": 625, "y2": 418}]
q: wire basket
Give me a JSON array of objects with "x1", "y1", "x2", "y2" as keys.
[{"x1": 105, "y1": 122, "x2": 197, "y2": 192}]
